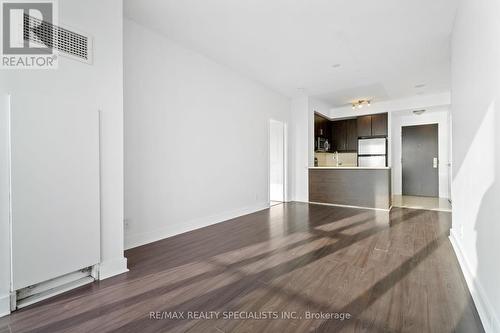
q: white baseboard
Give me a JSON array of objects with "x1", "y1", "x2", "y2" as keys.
[
  {"x1": 449, "y1": 229, "x2": 500, "y2": 333},
  {"x1": 98, "y1": 257, "x2": 128, "y2": 280},
  {"x1": 0, "y1": 294, "x2": 10, "y2": 318},
  {"x1": 125, "y1": 202, "x2": 270, "y2": 250}
]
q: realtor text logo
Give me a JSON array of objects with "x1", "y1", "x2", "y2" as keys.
[{"x1": 1, "y1": 0, "x2": 58, "y2": 69}]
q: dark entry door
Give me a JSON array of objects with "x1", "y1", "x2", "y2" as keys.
[{"x1": 402, "y1": 124, "x2": 439, "y2": 197}]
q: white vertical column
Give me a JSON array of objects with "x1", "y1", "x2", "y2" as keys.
[
  {"x1": 270, "y1": 120, "x2": 285, "y2": 202},
  {"x1": 290, "y1": 93, "x2": 310, "y2": 202},
  {"x1": 94, "y1": 0, "x2": 128, "y2": 280},
  {"x1": 98, "y1": 108, "x2": 128, "y2": 279},
  {"x1": 0, "y1": 95, "x2": 12, "y2": 317}
]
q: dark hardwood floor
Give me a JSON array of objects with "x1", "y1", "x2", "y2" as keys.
[{"x1": 0, "y1": 203, "x2": 484, "y2": 332}]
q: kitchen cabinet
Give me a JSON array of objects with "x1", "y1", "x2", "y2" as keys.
[
  {"x1": 357, "y1": 115, "x2": 372, "y2": 137},
  {"x1": 356, "y1": 113, "x2": 388, "y2": 137},
  {"x1": 331, "y1": 119, "x2": 357, "y2": 152},
  {"x1": 345, "y1": 119, "x2": 358, "y2": 150},
  {"x1": 331, "y1": 121, "x2": 346, "y2": 151},
  {"x1": 371, "y1": 113, "x2": 388, "y2": 136},
  {"x1": 315, "y1": 113, "x2": 387, "y2": 152},
  {"x1": 314, "y1": 114, "x2": 330, "y2": 138},
  {"x1": 314, "y1": 113, "x2": 332, "y2": 151}
]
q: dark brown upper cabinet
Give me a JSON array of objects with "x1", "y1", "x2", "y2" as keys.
[
  {"x1": 331, "y1": 118, "x2": 358, "y2": 152},
  {"x1": 356, "y1": 113, "x2": 388, "y2": 138},
  {"x1": 371, "y1": 113, "x2": 388, "y2": 136},
  {"x1": 314, "y1": 113, "x2": 332, "y2": 151},
  {"x1": 357, "y1": 115, "x2": 372, "y2": 137},
  {"x1": 331, "y1": 121, "x2": 346, "y2": 151},
  {"x1": 345, "y1": 119, "x2": 358, "y2": 150},
  {"x1": 314, "y1": 114, "x2": 330, "y2": 138}
]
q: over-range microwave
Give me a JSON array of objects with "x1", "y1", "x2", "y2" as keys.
[{"x1": 316, "y1": 137, "x2": 330, "y2": 151}]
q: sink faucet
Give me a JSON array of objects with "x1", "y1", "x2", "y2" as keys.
[{"x1": 334, "y1": 151, "x2": 339, "y2": 167}]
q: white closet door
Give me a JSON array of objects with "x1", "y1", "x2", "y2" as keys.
[{"x1": 11, "y1": 100, "x2": 100, "y2": 290}]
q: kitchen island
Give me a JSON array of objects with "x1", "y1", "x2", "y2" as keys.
[{"x1": 309, "y1": 167, "x2": 391, "y2": 210}]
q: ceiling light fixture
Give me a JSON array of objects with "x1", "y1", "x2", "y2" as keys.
[{"x1": 352, "y1": 99, "x2": 371, "y2": 110}]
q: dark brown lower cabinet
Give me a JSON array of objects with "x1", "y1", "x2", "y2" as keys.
[{"x1": 309, "y1": 168, "x2": 392, "y2": 209}]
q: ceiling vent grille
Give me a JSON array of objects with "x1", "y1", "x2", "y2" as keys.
[{"x1": 23, "y1": 14, "x2": 93, "y2": 64}]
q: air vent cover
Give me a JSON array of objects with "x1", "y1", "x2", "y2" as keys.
[{"x1": 23, "y1": 14, "x2": 93, "y2": 64}]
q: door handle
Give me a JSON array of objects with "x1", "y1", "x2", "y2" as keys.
[{"x1": 433, "y1": 157, "x2": 438, "y2": 168}]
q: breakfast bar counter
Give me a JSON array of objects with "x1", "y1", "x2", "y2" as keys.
[{"x1": 308, "y1": 167, "x2": 392, "y2": 210}]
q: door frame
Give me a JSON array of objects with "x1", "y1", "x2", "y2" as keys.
[
  {"x1": 401, "y1": 123, "x2": 439, "y2": 197},
  {"x1": 268, "y1": 119, "x2": 288, "y2": 204}
]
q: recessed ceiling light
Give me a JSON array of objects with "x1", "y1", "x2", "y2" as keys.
[
  {"x1": 415, "y1": 84, "x2": 426, "y2": 88},
  {"x1": 332, "y1": 64, "x2": 341, "y2": 68}
]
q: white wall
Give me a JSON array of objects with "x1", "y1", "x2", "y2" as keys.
[
  {"x1": 93, "y1": 0, "x2": 128, "y2": 280},
  {"x1": 290, "y1": 96, "x2": 330, "y2": 202},
  {"x1": 391, "y1": 107, "x2": 451, "y2": 198},
  {"x1": 450, "y1": 0, "x2": 500, "y2": 331},
  {"x1": 123, "y1": 19, "x2": 291, "y2": 249},
  {"x1": 269, "y1": 120, "x2": 285, "y2": 202},
  {"x1": 290, "y1": 94, "x2": 309, "y2": 202},
  {"x1": 0, "y1": 95, "x2": 11, "y2": 316},
  {"x1": 0, "y1": 0, "x2": 126, "y2": 311}
]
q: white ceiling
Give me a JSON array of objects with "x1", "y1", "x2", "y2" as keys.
[{"x1": 124, "y1": 0, "x2": 457, "y2": 107}]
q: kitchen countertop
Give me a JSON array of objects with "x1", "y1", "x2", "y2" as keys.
[{"x1": 309, "y1": 166, "x2": 391, "y2": 170}]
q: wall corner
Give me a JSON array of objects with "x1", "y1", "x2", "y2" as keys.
[{"x1": 98, "y1": 256, "x2": 128, "y2": 280}]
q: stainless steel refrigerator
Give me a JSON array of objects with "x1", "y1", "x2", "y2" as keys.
[{"x1": 358, "y1": 138, "x2": 387, "y2": 167}]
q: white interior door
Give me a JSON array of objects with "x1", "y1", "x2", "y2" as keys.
[
  {"x1": 10, "y1": 98, "x2": 100, "y2": 290},
  {"x1": 270, "y1": 120, "x2": 285, "y2": 202}
]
